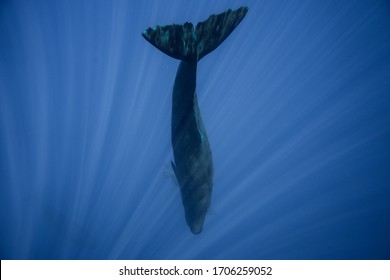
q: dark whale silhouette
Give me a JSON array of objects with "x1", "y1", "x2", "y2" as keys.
[{"x1": 142, "y1": 7, "x2": 248, "y2": 234}]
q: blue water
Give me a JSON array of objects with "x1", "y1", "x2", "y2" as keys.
[{"x1": 1, "y1": 0, "x2": 389, "y2": 259}]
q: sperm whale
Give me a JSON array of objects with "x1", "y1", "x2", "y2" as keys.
[{"x1": 142, "y1": 7, "x2": 248, "y2": 234}]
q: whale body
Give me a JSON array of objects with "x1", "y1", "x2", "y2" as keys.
[{"x1": 142, "y1": 7, "x2": 248, "y2": 234}]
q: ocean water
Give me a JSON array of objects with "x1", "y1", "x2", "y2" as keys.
[{"x1": 0, "y1": 0, "x2": 389, "y2": 259}]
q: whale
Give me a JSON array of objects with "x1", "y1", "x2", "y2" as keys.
[{"x1": 142, "y1": 7, "x2": 248, "y2": 234}]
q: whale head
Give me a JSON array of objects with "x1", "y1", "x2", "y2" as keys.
[{"x1": 183, "y1": 184, "x2": 211, "y2": 234}]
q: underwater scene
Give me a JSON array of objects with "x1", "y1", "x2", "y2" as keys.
[{"x1": 0, "y1": 0, "x2": 389, "y2": 259}]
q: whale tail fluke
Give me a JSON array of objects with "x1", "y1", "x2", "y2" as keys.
[
  {"x1": 142, "y1": 6, "x2": 248, "y2": 61},
  {"x1": 195, "y1": 7, "x2": 248, "y2": 60}
]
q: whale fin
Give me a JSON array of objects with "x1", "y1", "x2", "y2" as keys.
[
  {"x1": 142, "y1": 7, "x2": 248, "y2": 61},
  {"x1": 171, "y1": 160, "x2": 179, "y2": 184}
]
